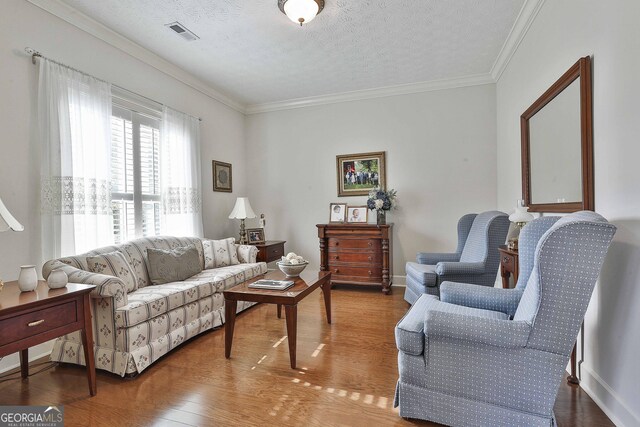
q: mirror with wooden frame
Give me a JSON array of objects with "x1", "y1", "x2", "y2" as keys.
[{"x1": 521, "y1": 56, "x2": 593, "y2": 213}]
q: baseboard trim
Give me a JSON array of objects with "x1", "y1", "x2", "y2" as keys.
[
  {"x1": 391, "y1": 275, "x2": 406, "y2": 287},
  {"x1": 579, "y1": 365, "x2": 640, "y2": 427},
  {"x1": 0, "y1": 349, "x2": 53, "y2": 375}
]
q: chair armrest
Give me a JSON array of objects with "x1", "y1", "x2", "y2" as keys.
[
  {"x1": 435, "y1": 261, "x2": 485, "y2": 276},
  {"x1": 424, "y1": 310, "x2": 531, "y2": 348},
  {"x1": 416, "y1": 252, "x2": 460, "y2": 264},
  {"x1": 44, "y1": 261, "x2": 128, "y2": 308},
  {"x1": 237, "y1": 244, "x2": 258, "y2": 263},
  {"x1": 439, "y1": 281, "x2": 523, "y2": 317}
]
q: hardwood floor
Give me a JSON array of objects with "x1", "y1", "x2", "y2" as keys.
[{"x1": 0, "y1": 285, "x2": 612, "y2": 426}]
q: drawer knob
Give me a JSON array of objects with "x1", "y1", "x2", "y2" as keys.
[
  {"x1": 368, "y1": 256, "x2": 372, "y2": 261},
  {"x1": 368, "y1": 242, "x2": 372, "y2": 247},
  {"x1": 334, "y1": 255, "x2": 339, "y2": 260},
  {"x1": 368, "y1": 270, "x2": 372, "y2": 276},
  {"x1": 334, "y1": 268, "x2": 339, "y2": 273},
  {"x1": 28, "y1": 319, "x2": 45, "y2": 327}
]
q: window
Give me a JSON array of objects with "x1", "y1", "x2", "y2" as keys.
[{"x1": 110, "y1": 105, "x2": 161, "y2": 244}]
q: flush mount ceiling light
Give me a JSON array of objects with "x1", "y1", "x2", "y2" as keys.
[{"x1": 278, "y1": 0, "x2": 325, "y2": 26}]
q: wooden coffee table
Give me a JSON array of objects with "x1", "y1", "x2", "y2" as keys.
[{"x1": 223, "y1": 270, "x2": 332, "y2": 369}]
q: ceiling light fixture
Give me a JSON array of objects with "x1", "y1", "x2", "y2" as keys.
[{"x1": 278, "y1": 0, "x2": 324, "y2": 26}]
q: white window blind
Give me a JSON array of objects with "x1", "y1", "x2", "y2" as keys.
[{"x1": 111, "y1": 105, "x2": 161, "y2": 244}]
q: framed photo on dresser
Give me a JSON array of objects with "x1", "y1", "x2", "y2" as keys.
[
  {"x1": 329, "y1": 203, "x2": 347, "y2": 223},
  {"x1": 347, "y1": 206, "x2": 368, "y2": 223}
]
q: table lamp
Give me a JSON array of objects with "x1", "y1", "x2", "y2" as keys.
[
  {"x1": 0, "y1": 195, "x2": 25, "y2": 292},
  {"x1": 507, "y1": 199, "x2": 533, "y2": 250},
  {"x1": 228, "y1": 197, "x2": 256, "y2": 245}
]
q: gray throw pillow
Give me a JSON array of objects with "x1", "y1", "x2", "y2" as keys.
[{"x1": 147, "y1": 244, "x2": 202, "y2": 285}]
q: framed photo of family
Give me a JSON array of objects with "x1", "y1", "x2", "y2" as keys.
[
  {"x1": 246, "y1": 228, "x2": 265, "y2": 244},
  {"x1": 347, "y1": 206, "x2": 368, "y2": 223},
  {"x1": 336, "y1": 151, "x2": 386, "y2": 197},
  {"x1": 329, "y1": 203, "x2": 347, "y2": 223}
]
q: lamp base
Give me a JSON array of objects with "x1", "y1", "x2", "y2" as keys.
[{"x1": 238, "y1": 219, "x2": 248, "y2": 245}]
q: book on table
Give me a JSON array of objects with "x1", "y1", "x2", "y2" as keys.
[{"x1": 248, "y1": 279, "x2": 295, "y2": 290}]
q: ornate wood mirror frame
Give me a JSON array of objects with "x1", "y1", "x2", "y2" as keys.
[{"x1": 521, "y1": 56, "x2": 594, "y2": 212}]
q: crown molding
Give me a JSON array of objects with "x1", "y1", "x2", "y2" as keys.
[
  {"x1": 246, "y1": 73, "x2": 495, "y2": 114},
  {"x1": 27, "y1": 0, "x2": 544, "y2": 115},
  {"x1": 26, "y1": 0, "x2": 247, "y2": 114},
  {"x1": 490, "y1": 0, "x2": 546, "y2": 82}
]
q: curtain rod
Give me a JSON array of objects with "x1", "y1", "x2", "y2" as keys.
[{"x1": 25, "y1": 47, "x2": 202, "y2": 122}]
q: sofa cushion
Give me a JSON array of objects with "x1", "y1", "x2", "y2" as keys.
[
  {"x1": 203, "y1": 238, "x2": 239, "y2": 268},
  {"x1": 406, "y1": 262, "x2": 438, "y2": 287},
  {"x1": 86, "y1": 251, "x2": 138, "y2": 293},
  {"x1": 114, "y1": 262, "x2": 268, "y2": 329},
  {"x1": 395, "y1": 295, "x2": 509, "y2": 356},
  {"x1": 148, "y1": 244, "x2": 202, "y2": 285},
  {"x1": 115, "y1": 293, "x2": 225, "y2": 352}
]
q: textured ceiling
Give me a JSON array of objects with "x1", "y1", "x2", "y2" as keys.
[{"x1": 60, "y1": 0, "x2": 526, "y2": 106}]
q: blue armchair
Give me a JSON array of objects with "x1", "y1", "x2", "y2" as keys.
[
  {"x1": 405, "y1": 211, "x2": 510, "y2": 303},
  {"x1": 394, "y1": 211, "x2": 616, "y2": 426}
]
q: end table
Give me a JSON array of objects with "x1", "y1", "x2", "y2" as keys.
[
  {"x1": 0, "y1": 281, "x2": 97, "y2": 396},
  {"x1": 253, "y1": 240, "x2": 286, "y2": 263},
  {"x1": 498, "y1": 244, "x2": 519, "y2": 289}
]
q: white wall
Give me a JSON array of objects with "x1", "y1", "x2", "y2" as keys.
[
  {"x1": 496, "y1": 1, "x2": 640, "y2": 425},
  {"x1": 0, "y1": 0, "x2": 246, "y2": 371},
  {"x1": 245, "y1": 85, "x2": 498, "y2": 278}
]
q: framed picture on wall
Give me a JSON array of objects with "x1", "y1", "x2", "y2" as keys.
[
  {"x1": 246, "y1": 228, "x2": 265, "y2": 244},
  {"x1": 336, "y1": 151, "x2": 386, "y2": 197},
  {"x1": 212, "y1": 160, "x2": 232, "y2": 192},
  {"x1": 347, "y1": 206, "x2": 368, "y2": 223},
  {"x1": 329, "y1": 203, "x2": 347, "y2": 223}
]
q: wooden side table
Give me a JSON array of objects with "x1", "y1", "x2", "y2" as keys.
[
  {"x1": 0, "y1": 281, "x2": 97, "y2": 396},
  {"x1": 253, "y1": 240, "x2": 286, "y2": 263},
  {"x1": 498, "y1": 245, "x2": 519, "y2": 289}
]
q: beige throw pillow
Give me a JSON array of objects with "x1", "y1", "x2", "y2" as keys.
[
  {"x1": 87, "y1": 251, "x2": 138, "y2": 293},
  {"x1": 147, "y1": 244, "x2": 202, "y2": 285},
  {"x1": 202, "y1": 238, "x2": 239, "y2": 269}
]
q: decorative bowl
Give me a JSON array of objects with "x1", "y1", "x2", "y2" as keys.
[{"x1": 277, "y1": 261, "x2": 309, "y2": 277}]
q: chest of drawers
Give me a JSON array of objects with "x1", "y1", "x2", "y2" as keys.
[{"x1": 317, "y1": 223, "x2": 392, "y2": 294}]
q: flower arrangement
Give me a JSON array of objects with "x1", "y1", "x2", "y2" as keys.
[{"x1": 367, "y1": 188, "x2": 397, "y2": 212}]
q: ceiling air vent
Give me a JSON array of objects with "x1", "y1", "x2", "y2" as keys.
[{"x1": 165, "y1": 21, "x2": 199, "y2": 41}]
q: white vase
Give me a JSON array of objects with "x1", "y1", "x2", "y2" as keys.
[
  {"x1": 47, "y1": 269, "x2": 68, "y2": 289},
  {"x1": 18, "y1": 265, "x2": 38, "y2": 292}
]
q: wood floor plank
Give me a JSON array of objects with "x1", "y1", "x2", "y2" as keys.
[{"x1": 0, "y1": 286, "x2": 612, "y2": 426}]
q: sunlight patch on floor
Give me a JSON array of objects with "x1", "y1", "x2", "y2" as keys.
[
  {"x1": 288, "y1": 377, "x2": 389, "y2": 409},
  {"x1": 272, "y1": 335, "x2": 287, "y2": 348},
  {"x1": 311, "y1": 343, "x2": 325, "y2": 358}
]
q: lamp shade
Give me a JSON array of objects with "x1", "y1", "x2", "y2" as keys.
[
  {"x1": 0, "y1": 196, "x2": 24, "y2": 232},
  {"x1": 228, "y1": 197, "x2": 257, "y2": 220},
  {"x1": 509, "y1": 201, "x2": 534, "y2": 225}
]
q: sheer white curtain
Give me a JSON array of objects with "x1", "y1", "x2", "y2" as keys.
[
  {"x1": 39, "y1": 59, "x2": 114, "y2": 260},
  {"x1": 160, "y1": 107, "x2": 203, "y2": 237}
]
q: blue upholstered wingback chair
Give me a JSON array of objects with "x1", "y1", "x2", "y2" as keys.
[
  {"x1": 405, "y1": 211, "x2": 510, "y2": 303},
  {"x1": 394, "y1": 211, "x2": 616, "y2": 426}
]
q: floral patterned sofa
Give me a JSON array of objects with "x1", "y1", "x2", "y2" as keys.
[{"x1": 42, "y1": 236, "x2": 267, "y2": 376}]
